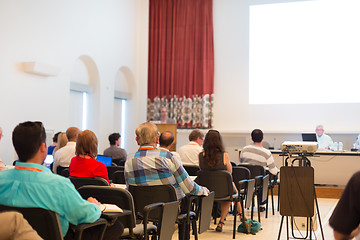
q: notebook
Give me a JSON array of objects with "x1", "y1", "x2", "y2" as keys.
[
  {"x1": 96, "y1": 155, "x2": 112, "y2": 166},
  {"x1": 301, "y1": 133, "x2": 317, "y2": 142}
]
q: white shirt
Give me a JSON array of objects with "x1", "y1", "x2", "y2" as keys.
[
  {"x1": 177, "y1": 141, "x2": 203, "y2": 166},
  {"x1": 53, "y1": 142, "x2": 76, "y2": 173},
  {"x1": 317, "y1": 133, "x2": 333, "y2": 150}
]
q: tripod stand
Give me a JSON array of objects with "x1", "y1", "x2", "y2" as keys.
[{"x1": 277, "y1": 154, "x2": 325, "y2": 240}]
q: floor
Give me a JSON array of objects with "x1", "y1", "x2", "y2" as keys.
[{"x1": 172, "y1": 196, "x2": 338, "y2": 239}]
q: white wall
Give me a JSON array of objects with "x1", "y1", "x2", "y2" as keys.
[
  {"x1": 0, "y1": 0, "x2": 148, "y2": 165},
  {"x1": 212, "y1": 0, "x2": 360, "y2": 134}
]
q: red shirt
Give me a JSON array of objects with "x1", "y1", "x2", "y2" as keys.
[{"x1": 69, "y1": 156, "x2": 110, "y2": 185}]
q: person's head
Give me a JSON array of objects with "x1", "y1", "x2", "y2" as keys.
[
  {"x1": 53, "y1": 131, "x2": 61, "y2": 143},
  {"x1": 57, "y1": 133, "x2": 68, "y2": 149},
  {"x1": 135, "y1": 122, "x2": 159, "y2": 146},
  {"x1": 189, "y1": 129, "x2": 204, "y2": 146},
  {"x1": 75, "y1": 130, "x2": 98, "y2": 159},
  {"x1": 159, "y1": 131, "x2": 174, "y2": 149},
  {"x1": 315, "y1": 125, "x2": 324, "y2": 137},
  {"x1": 108, "y1": 133, "x2": 121, "y2": 146},
  {"x1": 251, "y1": 129, "x2": 264, "y2": 143},
  {"x1": 203, "y1": 130, "x2": 224, "y2": 167},
  {"x1": 160, "y1": 107, "x2": 168, "y2": 120},
  {"x1": 66, "y1": 127, "x2": 80, "y2": 142},
  {"x1": 12, "y1": 121, "x2": 47, "y2": 163}
]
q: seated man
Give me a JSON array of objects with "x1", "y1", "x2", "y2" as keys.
[
  {"x1": 158, "y1": 107, "x2": 176, "y2": 124},
  {"x1": 240, "y1": 129, "x2": 278, "y2": 211},
  {"x1": 125, "y1": 122, "x2": 208, "y2": 240},
  {"x1": 0, "y1": 121, "x2": 106, "y2": 239},
  {"x1": 103, "y1": 133, "x2": 127, "y2": 165},
  {"x1": 315, "y1": 124, "x2": 333, "y2": 150},
  {"x1": 159, "y1": 131, "x2": 181, "y2": 160},
  {"x1": 329, "y1": 171, "x2": 360, "y2": 240},
  {"x1": 53, "y1": 127, "x2": 80, "y2": 173},
  {"x1": 177, "y1": 129, "x2": 204, "y2": 166}
]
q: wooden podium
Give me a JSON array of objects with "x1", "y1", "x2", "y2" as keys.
[{"x1": 156, "y1": 124, "x2": 177, "y2": 151}]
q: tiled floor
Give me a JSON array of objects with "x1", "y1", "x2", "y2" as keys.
[{"x1": 172, "y1": 196, "x2": 338, "y2": 239}]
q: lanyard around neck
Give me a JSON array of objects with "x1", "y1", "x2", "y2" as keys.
[{"x1": 15, "y1": 166, "x2": 43, "y2": 172}]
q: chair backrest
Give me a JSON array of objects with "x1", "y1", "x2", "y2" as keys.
[
  {"x1": 106, "y1": 166, "x2": 124, "y2": 181},
  {"x1": 111, "y1": 170, "x2": 126, "y2": 184},
  {"x1": 60, "y1": 168, "x2": 69, "y2": 178},
  {"x1": 262, "y1": 174, "x2": 270, "y2": 201},
  {"x1": 198, "y1": 191, "x2": 215, "y2": 234},
  {"x1": 77, "y1": 186, "x2": 136, "y2": 230},
  {"x1": 183, "y1": 165, "x2": 200, "y2": 176},
  {"x1": 195, "y1": 170, "x2": 234, "y2": 200},
  {"x1": 158, "y1": 201, "x2": 179, "y2": 240},
  {"x1": 237, "y1": 164, "x2": 265, "y2": 179},
  {"x1": 56, "y1": 166, "x2": 68, "y2": 176},
  {"x1": 128, "y1": 184, "x2": 178, "y2": 219},
  {"x1": 232, "y1": 166, "x2": 250, "y2": 190},
  {"x1": 0, "y1": 205, "x2": 63, "y2": 240},
  {"x1": 69, "y1": 176, "x2": 109, "y2": 190},
  {"x1": 112, "y1": 158, "x2": 126, "y2": 166}
]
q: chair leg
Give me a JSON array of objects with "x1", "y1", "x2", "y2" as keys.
[
  {"x1": 277, "y1": 184, "x2": 280, "y2": 212},
  {"x1": 192, "y1": 220, "x2": 198, "y2": 240},
  {"x1": 251, "y1": 193, "x2": 255, "y2": 220},
  {"x1": 257, "y1": 192, "x2": 261, "y2": 223},
  {"x1": 266, "y1": 189, "x2": 269, "y2": 218},
  {"x1": 232, "y1": 201, "x2": 237, "y2": 239},
  {"x1": 271, "y1": 186, "x2": 275, "y2": 215}
]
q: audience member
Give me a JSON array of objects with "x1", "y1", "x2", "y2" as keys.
[
  {"x1": 329, "y1": 171, "x2": 360, "y2": 240},
  {"x1": 0, "y1": 211, "x2": 42, "y2": 240},
  {"x1": 0, "y1": 126, "x2": 6, "y2": 171},
  {"x1": 69, "y1": 130, "x2": 110, "y2": 185},
  {"x1": 316, "y1": 124, "x2": 333, "y2": 150},
  {"x1": 52, "y1": 132, "x2": 68, "y2": 156},
  {"x1": 0, "y1": 121, "x2": 101, "y2": 238},
  {"x1": 159, "y1": 131, "x2": 181, "y2": 160},
  {"x1": 240, "y1": 128, "x2": 278, "y2": 211},
  {"x1": 53, "y1": 127, "x2": 80, "y2": 173},
  {"x1": 159, "y1": 107, "x2": 176, "y2": 124},
  {"x1": 48, "y1": 131, "x2": 61, "y2": 155},
  {"x1": 125, "y1": 122, "x2": 208, "y2": 240},
  {"x1": 199, "y1": 129, "x2": 245, "y2": 232},
  {"x1": 178, "y1": 129, "x2": 204, "y2": 166},
  {"x1": 103, "y1": 132, "x2": 127, "y2": 166}
]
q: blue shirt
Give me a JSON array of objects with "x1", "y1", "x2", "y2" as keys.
[{"x1": 0, "y1": 162, "x2": 101, "y2": 236}]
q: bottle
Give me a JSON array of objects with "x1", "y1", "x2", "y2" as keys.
[
  {"x1": 333, "y1": 142, "x2": 338, "y2": 151},
  {"x1": 339, "y1": 141, "x2": 343, "y2": 151}
]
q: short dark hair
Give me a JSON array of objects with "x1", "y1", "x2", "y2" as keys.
[
  {"x1": 108, "y1": 133, "x2": 121, "y2": 145},
  {"x1": 251, "y1": 129, "x2": 263, "y2": 143},
  {"x1": 159, "y1": 131, "x2": 174, "y2": 147},
  {"x1": 12, "y1": 121, "x2": 46, "y2": 162},
  {"x1": 189, "y1": 130, "x2": 204, "y2": 141},
  {"x1": 53, "y1": 131, "x2": 61, "y2": 143}
]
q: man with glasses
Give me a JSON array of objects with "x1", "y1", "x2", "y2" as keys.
[
  {"x1": 315, "y1": 124, "x2": 333, "y2": 150},
  {"x1": 0, "y1": 121, "x2": 102, "y2": 239},
  {"x1": 159, "y1": 107, "x2": 176, "y2": 124}
]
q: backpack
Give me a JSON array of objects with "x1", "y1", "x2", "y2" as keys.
[{"x1": 237, "y1": 219, "x2": 262, "y2": 234}]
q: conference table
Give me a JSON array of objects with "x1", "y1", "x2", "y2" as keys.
[{"x1": 237, "y1": 149, "x2": 360, "y2": 187}]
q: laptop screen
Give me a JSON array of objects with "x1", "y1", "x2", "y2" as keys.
[
  {"x1": 302, "y1": 133, "x2": 318, "y2": 142},
  {"x1": 96, "y1": 155, "x2": 112, "y2": 166}
]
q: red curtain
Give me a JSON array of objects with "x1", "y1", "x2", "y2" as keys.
[{"x1": 147, "y1": 0, "x2": 214, "y2": 128}]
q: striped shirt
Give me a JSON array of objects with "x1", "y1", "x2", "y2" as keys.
[
  {"x1": 239, "y1": 144, "x2": 278, "y2": 175},
  {"x1": 125, "y1": 146, "x2": 208, "y2": 200}
]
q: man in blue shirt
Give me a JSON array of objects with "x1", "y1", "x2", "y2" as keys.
[{"x1": 0, "y1": 121, "x2": 101, "y2": 238}]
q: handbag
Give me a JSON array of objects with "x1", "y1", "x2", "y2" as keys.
[{"x1": 237, "y1": 219, "x2": 262, "y2": 234}]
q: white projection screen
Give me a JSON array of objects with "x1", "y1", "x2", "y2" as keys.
[{"x1": 249, "y1": 0, "x2": 360, "y2": 104}]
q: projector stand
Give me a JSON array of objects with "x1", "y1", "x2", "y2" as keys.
[{"x1": 277, "y1": 155, "x2": 325, "y2": 240}]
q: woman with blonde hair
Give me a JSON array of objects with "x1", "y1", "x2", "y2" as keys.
[
  {"x1": 52, "y1": 132, "x2": 68, "y2": 156},
  {"x1": 69, "y1": 130, "x2": 110, "y2": 185}
]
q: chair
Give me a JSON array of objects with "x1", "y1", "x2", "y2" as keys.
[
  {"x1": 111, "y1": 170, "x2": 126, "y2": 184},
  {"x1": 183, "y1": 165, "x2": 200, "y2": 176},
  {"x1": 56, "y1": 166, "x2": 68, "y2": 175},
  {"x1": 128, "y1": 184, "x2": 199, "y2": 240},
  {"x1": 106, "y1": 166, "x2": 124, "y2": 181},
  {"x1": 60, "y1": 168, "x2": 69, "y2": 177},
  {"x1": 0, "y1": 204, "x2": 107, "y2": 240},
  {"x1": 266, "y1": 171, "x2": 279, "y2": 217},
  {"x1": 77, "y1": 185, "x2": 156, "y2": 239},
  {"x1": 232, "y1": 166, "x2": 251, "y2": 213},
  {"x1": 112, "y1": 158, "x2": 126, "y2": 166},
  {"x1": 195, "y1": 170, "x2": 241, "y2": 239},
  {"x1": 69, "y1": 176, "x2": 109, "y2": 190}
]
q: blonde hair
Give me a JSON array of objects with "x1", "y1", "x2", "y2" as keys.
[
  {"x1": 76, "y1": 130, "x2": 98, "y2": 159},
  {"x1": 136, "y1": 122, "x2": 158, "y2": 146},
  {"x1": 52, "y1": 132, "x2": 68, "y2": 155}
]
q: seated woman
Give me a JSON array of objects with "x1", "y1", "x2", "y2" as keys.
[
  {"x1": 199, "y1": 129, "x2": 246, "y2": 232},
  {"x1": 69, "y1": 130, "x2": 110, "y2": 185}
]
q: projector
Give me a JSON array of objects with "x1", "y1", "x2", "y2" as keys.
[{"x1": 281, "y1": 141, "x2": 318, "y2": 154}]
